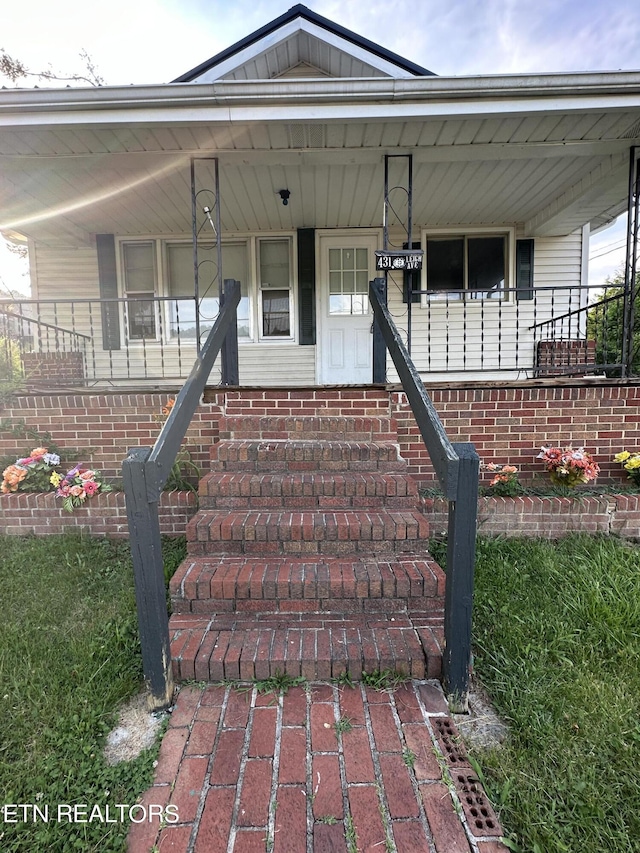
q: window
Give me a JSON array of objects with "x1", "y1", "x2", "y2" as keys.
[
  {"x1": 122, "y1": 242, "x2": 157, "y2": 339},
  {"x1": 259, "y1": 239, "x2": 292, "y2": 338},
  {"x1": 422, "y1": 232, "x2": 510, "y2": 301},
  {"x1": 119, "y1": 235, "x2": 295, "y2": 344},
  {"x1": 328, "y1": 247, "x2": 369, "y2": 315},
  {"x1": 166, "y1": 242, "x2": 251, "y2": 339}
]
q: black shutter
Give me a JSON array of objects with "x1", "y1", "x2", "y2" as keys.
[
  {"x1": 297, "y1": 228, "x2": 316, "y2": 345},
  {"x1": 515, "y1": 239, "x2": 534, "y2": 301},
  {"x1": 402, "y1": 241, "x2": 422, "y2": 303},
  {"x1": 96, "y1": 234, "x2": 121, "y2": 350}
]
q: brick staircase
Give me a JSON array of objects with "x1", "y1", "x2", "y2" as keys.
[{"x1": 169, "y1": 415, "x2": 444, "y2": 683}]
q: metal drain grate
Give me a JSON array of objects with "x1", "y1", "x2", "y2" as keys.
[
  {"x1": 452, "y1": 772, "x2": 502, "y2": 837},
  {"x1": 432, "y1": 718, "x2": 468, "y2": 765}
]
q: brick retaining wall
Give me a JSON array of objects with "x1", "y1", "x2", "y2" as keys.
[
  {"x1": 0, "y1": 490, "x2": 197, "y2": 537},
  {"x1": 2, "y1": 489, "x2": 637, "y2": 540},
  {"x1": 424, "y1": 493, "x2": 640, "y2": 540},
  {"x1": 1, "y1": 382, "x2": 639, "y2": 490}
]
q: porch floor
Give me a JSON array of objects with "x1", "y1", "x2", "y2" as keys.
[{"x1": 127, "y1": 680, "x2": 510, "y2": 853}]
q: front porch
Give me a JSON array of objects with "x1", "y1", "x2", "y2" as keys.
[{"x1": 2, "y1": 276, "x2": 636, "y2": 388}]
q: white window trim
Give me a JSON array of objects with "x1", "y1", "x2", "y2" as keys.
[
  {"x1": 256, "y1": 236, "x2": 296, "y2": 342},
  {"x1": 118, "y1": 239, "x2": 162, "y2": 345},
  {"x1": 116, "y1": 232, "x2": 298, "y2": 346},
  {"x1": 419, "y1": 226, "x2": 516, "y2": 307}
]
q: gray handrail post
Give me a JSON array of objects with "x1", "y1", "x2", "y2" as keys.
[
  {"x1": 221, "y1": 279, "x2": 240, "y2": 386},
  {"x1": 123, "y1": 281, "x2": 241, "y2": 710},
  {"x1": 122, "y1": 447, "x2": 173, "y2": 710},
  {"x1": 443, "y1": 442, "x2": 480, "y2": 712},
  {"x1": 372, "y1": 276, "x2": 387, "y2": 383}
]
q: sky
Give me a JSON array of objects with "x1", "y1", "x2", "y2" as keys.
[{"x1": 1, "y1": 0, "x2": 639, "y2": 294}]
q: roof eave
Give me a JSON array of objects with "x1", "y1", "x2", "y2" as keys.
[{"x1": 0, "y1": 72, "x2": 639, "y2": 122}]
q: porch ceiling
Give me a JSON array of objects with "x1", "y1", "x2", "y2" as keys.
[{"x1": 1, "y1": 104, "x2": 639, "y2": 244}]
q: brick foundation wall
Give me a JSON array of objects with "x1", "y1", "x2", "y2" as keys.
[
  {"x1": 1, "y1": 382, "x2": 639, "y2": 492},
  {"x1": 0, "y1": 392, "x2": 225, "y2": 483},
  {"x1": 535, "y1": 340, "x2": 596, "y2": 375},
  {"x1": 391, "y1": 383, "x2": 640, "y2": 487},
  {"x1": 22, "y1": 352, "x2": 85, "y2": 385},
  {"x1": 424, "y1": 493, "x2": 640, "y2": 540},
  {"x1": 0, "y1": 490, "x2": 197, "y2": 537}
]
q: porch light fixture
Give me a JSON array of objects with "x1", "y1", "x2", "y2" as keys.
[
  {"x1": 203, "y1": 205, "x2": 217, "y2": 236},
  {"x1": 277, "y1": 189, "x2": 290, "y2": 206}
]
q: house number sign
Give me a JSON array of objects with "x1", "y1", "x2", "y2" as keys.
[{"x1": 375, "y1": 250, "x2": 423, "y2": 271}]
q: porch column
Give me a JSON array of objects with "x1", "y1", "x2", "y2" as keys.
[{"x1": 622, "y1": 146, "x2": 640, "y2": 377}]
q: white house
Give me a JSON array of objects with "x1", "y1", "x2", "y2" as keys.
[{"x1": 1, "y1": 4, "x2": 639, "y2": 386}]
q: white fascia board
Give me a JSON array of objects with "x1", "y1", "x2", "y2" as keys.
[
  {"x1": 2, "y1": 94, "x2": 640, "y2": 132},
  {"x1": 189, "y1": 19, "x2": 413, "y2": 81},
  {"x1": 1, "y1": 74, "x2": 640, "y2": 128}
]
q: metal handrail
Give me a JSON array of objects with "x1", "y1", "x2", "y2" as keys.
[
  {"x1": 530, "y1": 289, "x2": 623, "y2": 330},
  {"x1": 0, "y1": 306, "x2": 92, "y2": 341},
  {"x1": 370, "y1": 277, "x2": 479, "y2": 710},
  {"x1": 122, "y1": 280, "x2": 240, "y2": 709}
]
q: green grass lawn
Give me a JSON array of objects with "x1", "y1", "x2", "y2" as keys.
[
  {"x1": 0, "y1": 534, "x2": 185, "y2": 853},
  {"x1": 434, "y1": 535, "x2": 640, "y2": 853}
]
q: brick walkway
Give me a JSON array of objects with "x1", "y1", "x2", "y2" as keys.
[{"x1": 127, "y1": 681, "x2": 509, "y2": 853}]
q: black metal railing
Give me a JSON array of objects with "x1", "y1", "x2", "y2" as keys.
[
  {"x1": 122, "y1": 281, "x2": 240, "y2": 709},
  {"x1": 3, "y1": 281, "x2": 636, "y2": 387},
  {"x1": 395, "y1": 281, "x2": 637, "y2": 378},
  {"x1": 0, "y1": 295, "x2": 208, "y2": 385},
  {"x1": 370, "y1": 278, "x2": 479, "y2": 711}
]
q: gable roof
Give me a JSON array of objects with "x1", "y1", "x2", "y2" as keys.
[{"x1": 173, "y1": 4, "x2": 434, "y2": 83}]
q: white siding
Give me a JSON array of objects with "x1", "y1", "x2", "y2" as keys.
[
  {"x1": 386, "y1": 229, "x2": 584, "y2": 382},
  {"x1": 28, "y1": 242, "x2": 316, "y2": 386}
]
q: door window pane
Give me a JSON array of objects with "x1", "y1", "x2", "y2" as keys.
[{"x1": 328, "y1": 247, "x2": 370, "y2": 314}]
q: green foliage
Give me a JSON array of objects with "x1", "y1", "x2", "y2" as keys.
[
  {"x1": 0, "y1": 535, "x2": 181, "y2": 852},
  {"x1": 465, "y1": 534, "x2": 640, "y2": 853},
  {"x1": 164, "y1": 448, "x2": 200, "y2": 495},
  {"x1": 587, "y1": 270, "x2": 640, "y2": 376},
  {"x1": 360, "y1": 669, "x2": 409, "y2": 690}
]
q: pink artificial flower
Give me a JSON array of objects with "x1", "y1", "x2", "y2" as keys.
[
  {"x1": 83, "y1": 481, "x2": 99, "y2": 496},
  {"x1": 70, "y1": 485, "x2": 84, "y2": 497},
  {"x1": 78, "y1": 470, "x2": 96, "y2": 481}
]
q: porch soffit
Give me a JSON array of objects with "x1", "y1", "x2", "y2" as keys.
[{"x1": 0, "y1": 112, "x2": 638, "y2": 244}]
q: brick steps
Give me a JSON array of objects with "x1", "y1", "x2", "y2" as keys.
[
  {"x1": 170, "y1": 554, "x2": 445, "y2": 614},
  {"x1": 186, "y1": 509, "x2": 429, "y2": 556},
  {"x1": 170, "y1": 613, "x2": 443, "y2": 682},
  {"x1": 217, "y1": 414, "x2": 398, "y2": 442},
  {"x1": 170, "y1": 414, "x2": 444, "y2": 685},
  {"x1": 210, "y1": 439, "x2": 406, "y2": 472},
  {"x1": 199, "y1": 471, "x2": 417, "y2": 510}
]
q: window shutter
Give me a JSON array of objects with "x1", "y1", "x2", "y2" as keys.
[
  {"x1": 297, "y1": 229, "x2": 316, "y2": 345},
  {"x1": 515, "y1": 239, "x2": 534, "y2": 301},
  {"x1": 96, "y1": 234, "x2": 121, "y2": 350},
  {"x1": 402, "y1": 242, "x2": 422, "y2": 303}
]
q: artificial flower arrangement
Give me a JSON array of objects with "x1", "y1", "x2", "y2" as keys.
[
  {"x1": 537, "y1": 446, "x2": 600, "y2": 488},
  {"x1": 484, "y1": 462, "x2": 523, "y2": 497},
  {"x1": 613, "y1": 451, "x2": 640, "y2": 487},
  {"x1": 1, "y1": 446, "x2": 110, "y2": 511}
]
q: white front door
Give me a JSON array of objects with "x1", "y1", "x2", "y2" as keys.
[{"x1": 317, "y1": 233, "x2": 379, "y2": 384}]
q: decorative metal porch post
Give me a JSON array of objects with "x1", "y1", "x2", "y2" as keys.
[{"x1": 621, "y1": 146, "x2": 639, "y2": 377}]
